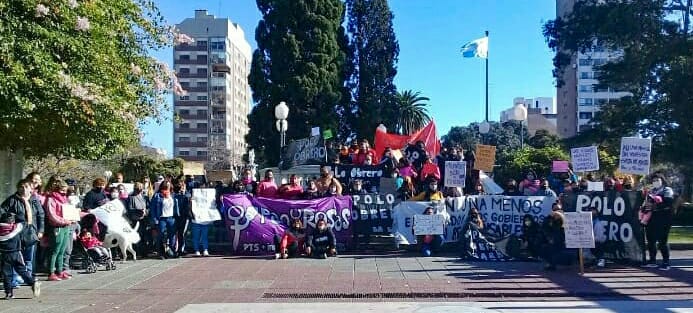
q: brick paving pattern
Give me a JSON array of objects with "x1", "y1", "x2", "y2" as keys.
[{"x1": 2, "y1": 251, "x2": 692, "y2": 312}]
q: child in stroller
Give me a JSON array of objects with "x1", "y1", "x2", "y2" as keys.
[{"x1": 77, "y1": 229, "x2": 115, "y2": 273}]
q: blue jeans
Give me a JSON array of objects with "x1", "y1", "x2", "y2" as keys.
[
  {"x1": 156, "y1": 217, "x2": 176, "y2": 255},
  {"x1": 191, "y1": 223, "x2": 209, "y2": 252},
  {"x1": 12, "y1": 244, "x2": 35, "y2": 286}
]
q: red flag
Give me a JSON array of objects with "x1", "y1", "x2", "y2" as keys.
[{"x1": 374, "y1": 121, "x2": 440, "y2": 159}]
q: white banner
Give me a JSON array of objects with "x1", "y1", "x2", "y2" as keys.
[
  {"x1": 90, "y1": 200, "x2": 140, "y2": 243},
  {"x1": 393, "y1": 196, "x2": 554, "y2": 245},
  {"x1": 191, "y1": 188, "x2": 222, "y2": 223},
  {"x1": 619, "y1": 137, "x2": 652, "y2": 175},
  {"x1": 571, "y1": 146, "x2": 600, "y2": 172}
]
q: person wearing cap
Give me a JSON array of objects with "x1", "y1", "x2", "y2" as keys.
[
  {"x1": 642, "y1": 174, "x2": 676, "y2": 270},
  {"x1": 411, "y1": 179, "x2": 444, "y2": 201}
]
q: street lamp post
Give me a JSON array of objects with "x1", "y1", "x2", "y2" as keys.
[
  {"x1": 275, "y1": 101, "x2": 289, "y2": 158},
  {"x1": 479, "y1": 120, "x2": 490, "y2": 144},
  {"x1": 509, "y1": 103, "x2": 528, "y2": 149}
]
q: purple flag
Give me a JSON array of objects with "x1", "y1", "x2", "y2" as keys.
[{"x1": 221, "y1": 194, "x2": 353, "y2": 255}]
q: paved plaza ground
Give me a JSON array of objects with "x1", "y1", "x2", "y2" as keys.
[{"x1": 2, "y1": 251, "x2": 693, "y2": 312}]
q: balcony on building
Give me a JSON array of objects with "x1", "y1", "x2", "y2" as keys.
[
  {"x1": 175, "y1": 141, "x2": 207, "y2": 148},
  {"x1": 175, "y1": 57, "x2": 208, "y2": 65},
  {"x1": 185, "y1": 86, "x2": 209, "y2": 93},
  {"x1": 179, "y1": 155, "x2": 208, "y2": 162},
  {"x1": 210, "y1": 127, "x2": 225, "y2": 134},
  {"x1": 178, "y1": 112, "x2": 208, "y2": 120},
  {"x1": 177, "y1": 72, "x2": 208, "y2": 79},
  {"x1": 174, "y1": 100, "x2": 208, "y2": 107},
  {"x1": 174, "y1": 43, "x2": 208, "y2": 52},
  {"x1": 176, "y1": 127, "x2": 208, "y2": 134},
  {"x1": 211, "y1": 111, "x2": 226, "y2": 120}
]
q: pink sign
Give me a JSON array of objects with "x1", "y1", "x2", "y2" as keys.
[{"x1": 552, "y1": 161, "x2": 570, "y2": 173}]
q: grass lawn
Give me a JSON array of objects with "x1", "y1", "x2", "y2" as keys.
[{"x1": 670, "y1": 226, "x2": 693, "y2": 243}]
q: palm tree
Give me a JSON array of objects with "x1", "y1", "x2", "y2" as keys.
[{"x1": 395, "y1": 90, "x2": 432, "y2": 135}]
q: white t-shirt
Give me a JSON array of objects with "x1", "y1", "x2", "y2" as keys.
[{"x1": 161, "y1": 197, "x2": 174, "y2": 218}]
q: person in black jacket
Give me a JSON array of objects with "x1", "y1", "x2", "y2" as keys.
[
  {"x1": 173, "y1": 180, "x2": 192, "y2": 257},
  {"x1": 0, "y1": 179, "x2": 45, "y2": 289},
  {"x1": 0, "y1": 212, "x2": 40, "y2": 299},
  {"x1": 82, "y1": 178, "x2": 108, "y2": 211},
  {"x1": 306, "y1": 219, "x2": 337, "y2": 259},
  {"x1": 540, "y1": 211, "x2": 575, "y2": 271},
  {"x1": 643, "y1": 174, "x2": 677, "y2": 270}
]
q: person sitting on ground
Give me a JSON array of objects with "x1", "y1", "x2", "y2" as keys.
[
  {"x1": 278, "y1": 175, "x2": 304, "y2": 200},
  {"x1": 0, "y1": 213, "x2": 41, "y2": 300},
  {"x1": 411, "y1": 179, "x2": 444, "y2": 201},
  {"x1": 256, "y1": 170, "x2": 278, "y2": 198},
  {"x1": 413, "y1": 207, "x2": 444, "y2": 257},
  {"x1": 306, "y1": 219, "x2": 337, "y2": 259},
  {"x1": 315, "y1": 165, "x2": 342, "y2": 196},
  {"x1": 535, "y1": 179, "x2": 558, "y2": 198},
  {"x1": 520, "y1": 214, "x2": 543, "y2": 259},
  {"x1": 79, "y1": 229, "x2": 111, "y2": 261},
  {"x1": 302, "y1": 179, "x2": 321, "y2": 200},
  {"x1": 274, "y1": 219, "x2": 306, "y2": 259},
  {"x1": 540, "y1": 211, "x2": 575, "y2": 271}
]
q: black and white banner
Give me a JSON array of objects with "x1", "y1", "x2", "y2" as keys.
[
  {"x1": 280, "y1": 135, "x2": 326, "y2": 169},
  {"x1": 332, "y1": 163, "x2": 386, "y2": 192},
  {"x1": 351, "y1": 193, "x2": 399, "y2": 235}
]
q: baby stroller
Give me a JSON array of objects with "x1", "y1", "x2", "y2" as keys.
[{"x1": 70, "y1": 213, "x2": 116, "y2": 273}]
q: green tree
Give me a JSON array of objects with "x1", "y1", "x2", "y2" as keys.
[
  {"x1": 543, "y1": 0, "x2": 693, "y2": 178},
  {"x1": 442, "y1": 121, "x2": 527, "y2": 155},
  {"x1": 247, "y1": 0, "x2": 349, "y2": 167},
  {"x1": 117, "y1": 156, "x2": 183, "y2": 182},
  {"x1": 346, "y1": 0, "x2": 400, "y2": 139},
  {"x1": 527, "y1": 129, "x2": 562, "y2": 149},
  {"x1": 0, "y1": 0, "x2": 176, "y2": 159},
  {"x1": 395, "y1": 90, "x2": 431, "y2": 135},
  {"x1": 495, "y1": 146, "x2": 570, "y2": 185}
]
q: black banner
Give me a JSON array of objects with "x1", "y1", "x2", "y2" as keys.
[
  {"x1": 332, "y1": 163, "x2": 386, "y2": 192},
  {"x1": 562, "y1": 191, "x2": 645, "y2": 263},
  {"x1": 280, "y1": 135, "x2": 326, "y2": 170},
  {"x1": 351, "y1": 193, "x2": 399, "y2": 235}
]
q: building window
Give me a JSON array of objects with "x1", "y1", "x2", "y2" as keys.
[
  {"x1": 180, "y1": 123, "x2": 190, "y2": 129},
  {"x1": 179, "y1": 136, "x2": 190, "y2": 142},
  {"x1": 210, "y1": 41, "x2": 225, "y2": 50},
  {"x1": 178, "y1": 96, "x2": 190, "y2": 101},
  {"x1": 197, "y1": 55, "x2": 208, "y2": 63},
  {"x1": 178, "y1": 67, "x2": 190, "y2": 74},
  {"x1": 197, "y1": 123, "x2": 208, "y2": 129},
  {"x1": 197, "y1": 81, "x2": 208, "y2": 88},
  {"x1": 578, "y1": 58, "x2": 591, "y2": 66},
  {"x1": 197, "y1": 40, "x2": 207, "y2": 47},
  {"x1": 593, "y1": 58, "x2": 607, "y2": 66},
  {"x1": 579, "y1": 112, "x2": 593, "y2": 120},
  {"x1": 212, "y1": 72, "x2": 226, "y2": 78},
  {"x1": 197, "y1": 151, "x2": 208, "y2": 157},
  {"x1": 595, "y1": 98, "x2": 609, "y2": 106},
  {"x1": 197, "y1": 68, "x2": 208, "y2": 76},
  {"x1": 197, "y1": 137, "x2": 207, "y2": 143},
  {"x1": 197, "y1": 96, "x2": 208, "y2": 101},
  {"x1": 179, "y1": 109, "x2": 189, "y2": 115},
  {"x1": 179, "y1": 81, "x2": 190, "y2": 87},
  {"x1": 580, "y1": 72, "x2": 592, "y2": 79},
  {"x1": 179, "y1": 55, "x2": 190, "y2": 61},
  {"x1": 579, "y1": 98, "x2": 593, "y2": 106},
  {"x1": 179, "y1": 151, "x2": 190, "y2": 156},
  {"x1": 594, "y1": 86, "x2": 609, "y2": 92},
  {"x1": 579, "y1": 85, "x2": 593, "y2": 92},
  {"x1": 197, "y1": 110, "x2": 208, "y2": 116}
]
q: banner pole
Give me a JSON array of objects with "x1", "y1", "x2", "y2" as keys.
[{"x1": 578, "y1": 248, "x2": 585, "y2": 275}]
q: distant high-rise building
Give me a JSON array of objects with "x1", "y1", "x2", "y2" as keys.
[
  {"x1": 500, "y1": 97, "x2": 558, "y2": 136},
  {"x1": 173, "y1": 10, "x2": 251, "y2": 169},
  {"x1": 555, "y1": 0, "x2": 629, "y2": 138}
]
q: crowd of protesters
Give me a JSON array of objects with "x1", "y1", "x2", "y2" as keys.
[{"x1": 0, "y1": 139, "x2": 678, "y2": 300}]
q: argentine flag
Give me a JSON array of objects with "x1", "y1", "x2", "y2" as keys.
[{"x1": 461, "y1": 37, "x2": 488, "y2": 59}]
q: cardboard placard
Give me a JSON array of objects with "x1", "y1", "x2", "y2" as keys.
[
  {"x1": 413, "y1": 214, "x2": 445, "y2": 235},
  {"x1": 571, "y1": 146, "x2": 600, "y2": 172},
  {"x1": 564, "y1": 212, "x2": 595, "y2": 249},
  {"x1": 444, "y1": 161, "x2": 467, "y2": 187},
  {"x1": 619, "y1": 137, "x2": 651, "y2": 175},
  {"x1": 62, "y1": 204, "x2": 81, "y2": 221},
  {"x1": 552, "y1": 161, "x2": 570, "y2": 173},
  {"x1": 474, "y1": 144, "x2": 496, "y2": 172},
  {"x1": 191, "y1": 188, "x2": 222, "y2": 223},
  {"x1": 183, "y1": 161, "x2": 205, "y2": 176}
]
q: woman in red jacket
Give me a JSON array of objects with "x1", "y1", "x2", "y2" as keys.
[
  {"x1": 274, "y1": 219, "x2": 306, "y2": 259},
  {"x1": 44, "y1": 179, "x2": 75, "y2": 281}
]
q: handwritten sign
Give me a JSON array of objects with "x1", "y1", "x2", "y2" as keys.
[
  {"x1": 183, "y1": 161, "x2": 205, "y2": 176},
  {"x1": 444, "y1": 161, "x2": 467, "y2": 187},
  {"x1": 191, "y1": 188, "x2": 222, "y2": 223},
  {"x1": 619, "y1": 137, "x2": 651, "y2": 175},
  {"x1": 474, "y1": 144, "x2": 496, "y2": 172},
  {"x1": 552, "y1": 161, "x2": 570, "y2": 173},
  {"x1": 62, "y1": 204, "x2": 81, "y2": 221},
  {"x1": 587, "y1": 181, "x2": 604, "y2": 192},
  {"x1": 564, "y1": 212, "x2": 595, "y2": 249},
  {"x1": 413, "y1": 214, "x2": 445, "y2": 235},
  {"x1": 571, "y1": 146, "x2": 599, "y2": 172}
]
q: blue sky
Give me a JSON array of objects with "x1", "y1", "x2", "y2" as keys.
[{"x1": 141, "y1": 0, "x2": 557, "y2": 156}]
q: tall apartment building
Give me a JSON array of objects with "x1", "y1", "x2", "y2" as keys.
[
  {"x1": 173, "y1": 10, "x2": 252, "y2": 169},
  {"x1": 500, "y1": 97, "x2": 558, "y2": 136},
  {"x1": 555, "y1": 0, "x2": 629, "y2": 138}
]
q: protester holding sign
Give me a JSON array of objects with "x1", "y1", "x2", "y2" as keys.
[
  {"x1": 397, "y1": 159, "x2": 418, "y2": 181},
  {"x1": 419, "y1": 157, "x2": 441, "y2": 184},
  {"x1": 643, "y1": 174, "x2": 676, "y2": 270},
  {"x1": 413, "y1": 207, "x2": 444, "y2": 257},
  {"x1": 541, "y1": 211, "x2": 575, "y2": 271},
  {"x1": 411, "y1": 179, "x2": 444, "y2": 201}
]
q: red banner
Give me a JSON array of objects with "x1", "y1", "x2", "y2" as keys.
[{"x1": 374, "y1": 121, "x2": 441, "y2": 159}]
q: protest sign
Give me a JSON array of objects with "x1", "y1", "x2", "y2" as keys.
[
  {"x1": 191, "y1": 188, "x2": 222, "y2": 223},
  {"x1": 571, "y1": 146, "x2": 600, "y2": 172},
  {"x1": 562, "y1": 191, "x2": 645, "y2": 263},
  {"x1": 378, "y1": 178, "x2": 398, "y2": 195},
  {"x1": 392, "y1": 195, "x2": 553, "y2": 245},
  {"x1": 311, "y1": 127, "x2": 320, "y2": 137},
  {"x1": 552, "y1": 161, "x2": 570, "y2": 173},
  {"x1": 333, "y1": 163, "x2": 386, "y2": 193},
  {"x1": 619, "y1": 137, "x2": 652, "y2": 175},
  {"x1": 280, "y1": 135, "x2": 326, "y2": 170},
  {"x1": 221, "y1": 194, "x2": 352, "y2": 255},
  {"x1": 587, "y1": 182, "x2": 604, "y2": 192},
  {"x1": 413, "y1": 214, "x2": 445, "y2": 235},
  {"x1": 564, "y1": 212, "x2": 595, "y2": 249},
  {"x1": 444, "y1": 161, "x2": 467, "y2": 188},
  {"x1": 351, "y1": 193, "x2": 398, "y2": 235},
  {"x1": 474, "y1": 144, "x2": 496, "y2": 172},
  {"x1": 183, "y1": 161, "x2": 205, "y2": 176},
  {"x1": 62, "y1": 204, "x2": 80, "y2": 221}
]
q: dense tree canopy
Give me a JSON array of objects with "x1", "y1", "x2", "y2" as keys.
[
  {"x1": 544, "y1": 0, "x2": 693, "y2": 176},
  {"x1": 247, "y1": 0, "x2": 349, "y2": 167},
  {"x1": 0, "y1": 0, "x2": 177, "y2": 159},
  {"x1": 442, "y1": 121, "x2": 528, "y2": 155}
]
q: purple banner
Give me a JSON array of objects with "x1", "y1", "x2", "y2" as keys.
[{"x1": 221, "y1": 194, "x2": 353, "y2": 255}]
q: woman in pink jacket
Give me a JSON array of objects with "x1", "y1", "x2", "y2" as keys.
[{"x1": 44, "y1": 179, "x2": 75, "y2": 281}]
